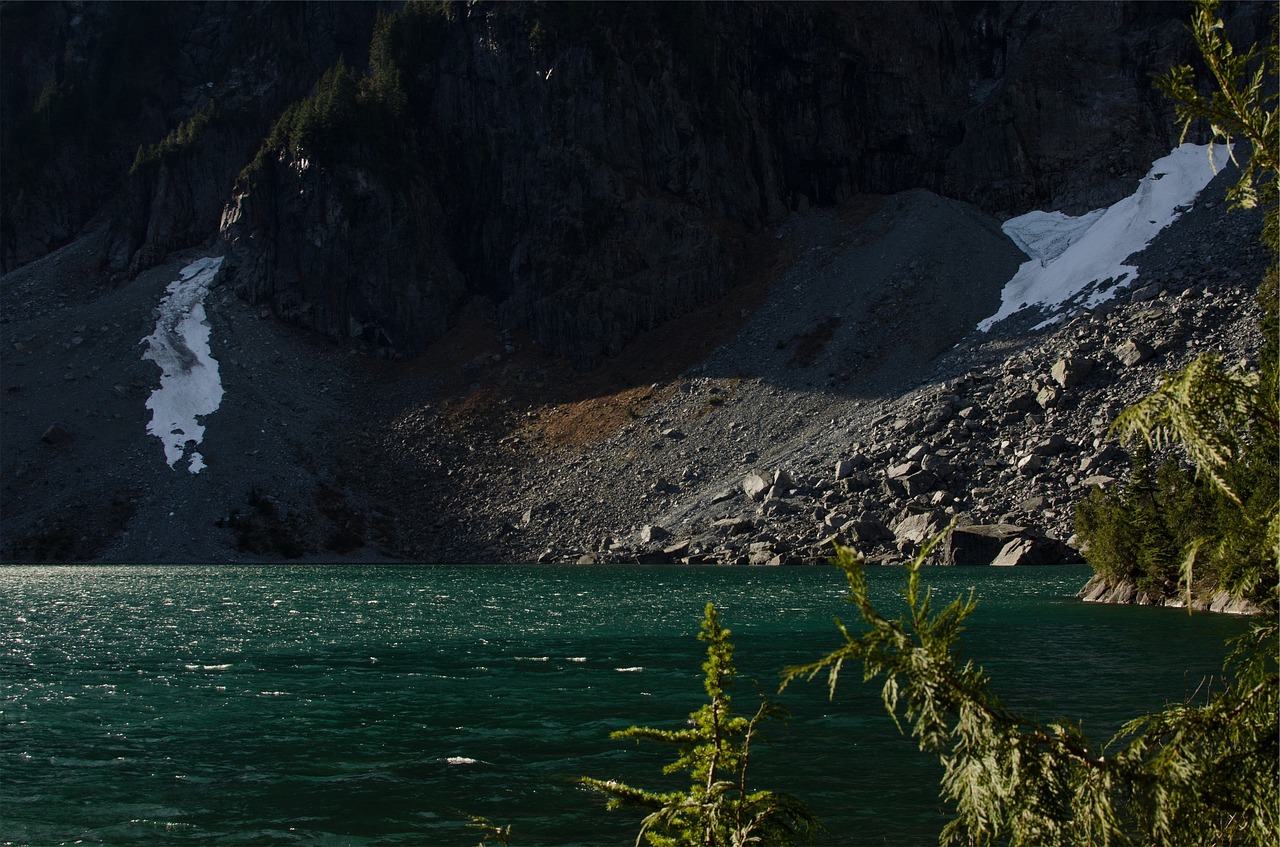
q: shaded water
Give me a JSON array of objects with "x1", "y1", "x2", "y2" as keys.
[{"x1": 0, "y1": 565, "x2": 1247, "y2": 846}]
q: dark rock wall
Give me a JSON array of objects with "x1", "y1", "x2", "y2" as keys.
[
  {"x1": 4, "y1": 1, "x2": 1270, "y2": 363},
  {"x1": 1, "y1": 1, "x2": 379, "y2": 273},
  {"x1": 220, "y1": 1, "x2": 1237, "y2": 364}
]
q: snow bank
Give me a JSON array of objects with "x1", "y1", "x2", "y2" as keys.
[
  {"x1": 141, "y1": 256, "x2": 225, "y2": 473},
  {"x1": 978, "y1": 143, "x2": 1229, "y2": 332}
]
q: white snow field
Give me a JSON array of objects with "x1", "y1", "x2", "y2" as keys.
[
  {"x1": 141, "y1": 256, "x2": 225, "y2": 473},
  {"x1": 978, "y1": 142, "x2": 1230, "y2": 332}
]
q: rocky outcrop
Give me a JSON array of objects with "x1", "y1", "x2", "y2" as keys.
[
  {"x1": 1077, "y1": 574, "x2": 1262, "y2": 616},
  {"x1": 217, "y1": 1, "x2": 1270, "y2": 365},
  {"x1": 6, "y1": 2, "x2": 1269, "y2": 361}
]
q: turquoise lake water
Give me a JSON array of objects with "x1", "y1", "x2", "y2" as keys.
[{"x1": 0, "y1": 565, "x2": 1249, "y2": 846}]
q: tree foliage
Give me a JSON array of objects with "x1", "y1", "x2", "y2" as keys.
[
  {"x1": 1156, "y1": 0, "x2": 1278, "y2": 244},
  {"x1": 1077, "y1": 0, "x2": 1278, "y2": 611},
  {"x1": 784, "y1": 537, "x2": 1279, "y2": 847},
  {"x1": 583, "y1": 603, "x2": 819, "y2": 847}
]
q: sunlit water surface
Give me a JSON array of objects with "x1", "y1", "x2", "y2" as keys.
[{"x1": 0, "y1": 565, "x2": 1247, "y2": 846}]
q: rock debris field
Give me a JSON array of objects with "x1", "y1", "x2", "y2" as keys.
[{"x1": 1, "y1": 157, "x2": 1267, "y2": 595}]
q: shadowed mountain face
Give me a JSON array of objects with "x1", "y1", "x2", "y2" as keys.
[
  {"x1": 1, "y1": 2, "x2": 1272, "y2": 566},
  {"x1": 3, "y1": 1, "x2": 1268, "y2": 365}
]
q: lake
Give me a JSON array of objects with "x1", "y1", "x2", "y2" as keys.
[{"x1": 0, "y1": 565, "x2": 1248, "y2": 846}]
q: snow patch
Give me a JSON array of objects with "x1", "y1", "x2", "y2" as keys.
[
  {"x1": 978, "y1": 143, "x2": 1229, "y2": 332},
  {"x1": 141, "y1": 256, "x2": 225, "y2": 473}
]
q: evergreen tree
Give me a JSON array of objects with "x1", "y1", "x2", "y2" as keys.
[
  {"x1": 785, "y1": 533, "x2": 1278, "y2": 846},
  {"x1": 1076, "y1": 0, "x2": 1278, "y2": 610},
  {"x1": 583, "y1": 603, "x2": 819, "y2": 847}
]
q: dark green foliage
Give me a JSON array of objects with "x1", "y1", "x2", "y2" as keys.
[
  {"x1": 240, "y1": 1, "x2": 461, "y2": 188},
  {"x1": 129, "y1": 102, "x2": 218, "y2": 177},
  {"x1": 583, "y1": 603, "x2": 819, "y2": 847},
  {"x1": 369, "y1": 1, "x2": 458, "y2": 113},
  {"x1": 1074, "y1": 448, "x2": 1258, "y2": 599},
  {"x1": 1155, "y1": 1, "x2": 1277, "y2": 247},
  {"x1": 785, "y1": 537, "x2": 1279, "y2": 846},
  {"x1": 1076, "y1": 0, "x2": 1278, "y2": 611}
]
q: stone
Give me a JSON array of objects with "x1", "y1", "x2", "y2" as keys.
[
  {"x1": 742, "y1": 472, "x2": 770, "y2": 501},
  {"x1": 1077, "y1": 573, "x2": 1109, "y2": 602},
  {"x1": 1031, "y1": 433, "x2": 1067, "y2": 455},
  {"x1": 638, "y1": 524, "x2": 671, "y2": 544},
  {"x1": 938, "y1": 523, "x2": 1025, "y2": 565},
  {"x1": 890, "y1": 509, "x2": 947, "y2": 545},
  {"x1": 1016, "y1": 454, "x2": 1043, "y2": 475},
  {"x1": 1006, "y1": 391, "x2": 1038, "y2": 414},
  {"x1": 920, "y1": 454, "x2": 952, "y2": 477},
  {"x1": 991, "y1": 534, "x2": 1075, "y2": 566},
  {"x1": 823, "y1": 511, "x2": 852, "y2": 530},
  {"x1": 520, "y1": 502, "x2": 560, "y2": 528},
  {"x1": 900, "y1": 470, "x2": 938, "y2": 496},
  {"x1": 834, "y1": 459, "x2": 855, "y2": 481},
  {"x1": 888, "y1": 461, "x2": 918, "y2": 479},
  {"x1": 663, "y1": 540, "x2": 692, "y2": 558},
  {"x1": 1113, "y1": 338, "x2": 1154, "y2": 367},
  {"x1": 41, "y1": 423, "x2": 75, "y2": 446},
  {"x1": 1129, "y1": 283, "x2": 1161, "y2": 303},
  {"x1": 712, "y1": 516, "x2": 756, "y2": 536},
  {"x1": 1050, "y1": 356, "x2": 1093, "y2": 389},
  {"x1": 1036, "y1": 385, "x2": 1062, "y2": 409},
  {"x1": 759, "y1": 499, "x2": 797, "y2": 517},
  {"x1": 846, "y1": 520, "x2": 893, "y2": 543}
]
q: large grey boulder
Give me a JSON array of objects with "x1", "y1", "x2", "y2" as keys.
[
  {"x1": 742, "y1": 472, "x2": 770, "y2": 501},
  {"x1": 938, "y1": 523, "x2": 1025, "y2": 566},
  {"x1": 991, "y1": 535, "x2": 1070, "y2": 566},
  {"x1": 890, "y1": 509, "x2": 948, "y2": 546}
]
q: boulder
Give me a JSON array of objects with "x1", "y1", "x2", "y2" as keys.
[
  {"x1": 890, "y1": 509, "x2": 947, "y2": 545},
  {"x1": 991, "y1": 535, "x2": 1069, "y2": 566},
  {"x1": 638, "y1": 524, "x2": 671, "y2": 544},
  {"x1": 900, "y1": 470, "x2": 938, "y2": 496},
  {"x1": 1113, "y1": 338, "x2": 1154, "y2": 367},
  {"x1": 1036, "y1": 385, "x2": 1062, "y2": 409},
  {"x1": 712, "y1": 516, "x2": 756, "y2": 536},
  {"x1": 1031, "y1": 433, "x2": 1068, "y2": 455},
  {"x1": 887, "y1": 461, "x2": 918, "y2": 480},
  {"x1": 742, "y1": 472, "x2": 770, "y2": 501},
  {"x1": 938, "y1": 523, "x2": 1025, "y2": 565},
  {"x1": 1050, "y1": 356, "x2": 1093, "y2": 389},
  {"x1": 845, "y1": 519, "x2": 893, "y2": 544},
  {"x1": 41, "y1": 423, "x2": 75, "y2": 446},
  {"x1": 1016, "y1": 454, "x2": 1043, "y2": 475}
]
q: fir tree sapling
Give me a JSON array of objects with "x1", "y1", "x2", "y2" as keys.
[{"x1": 583, "y1": 602, "x2": 820, "y2": 847}]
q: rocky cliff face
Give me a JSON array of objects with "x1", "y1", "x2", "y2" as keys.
[
  {"x1": 216, "y1": 0, "x2": 1267, "y2": 365},
  {"x1": 2, "y1": 1, "x2": 1269, "y2": 362},
  {"x1": 1, "y1": 1, "x2": 378, "y2": 273}
]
